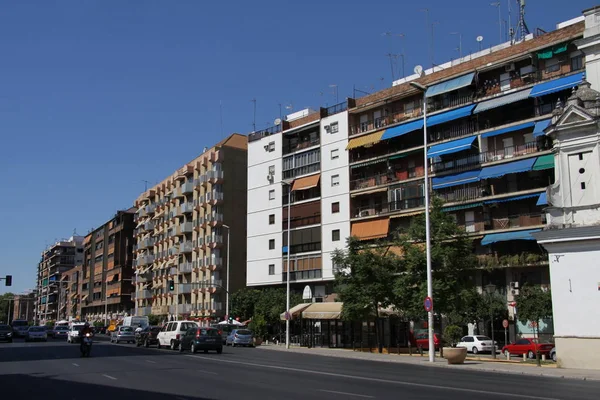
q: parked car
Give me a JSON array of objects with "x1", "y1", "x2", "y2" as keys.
[
  {"x1": 501, "y1": 338, "x2": 554, "y2": 359},
  {"x1": 550, "y1": 347, "x2": 557, "y2": 362},
  {"x1": 52, "y1": 326, "x2": 70, "y2": 340},
  {"x1": 456, "y1": 335, "x2": 498, "y2": 354},
  {"x1": 67, "y1": 323, "x2": 85, "y2": 343},
  {"x1": 25, "y1": 326, "x2": 48, "y2": 342},
  {"x1": 410, "y1": 331, "x2": 442, "y2": 350},
  {"x1": 178, "y1": 327, "x2": 223, "y2": 354},
  {"x1": 157, "y1": 321, "x2": 198, "y2": 350},
  {"x1": 0, "y1": 324, "x2": 13, "y2": 342},
  {"x1": 110, "y1": 326, "x2": 136, "y2": 344},
  {"x1": 136, "y1": 326, "x2": 162, "y2": 348},
  {"x1": 226, "y1": 329, "x2": 254, "y2": 347}
]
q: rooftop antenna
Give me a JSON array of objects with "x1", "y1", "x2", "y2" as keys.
[
  {"x1": 251, "y1": 99, "x2": 257, "y2": 132},
  {"x1": 508, "y1": 0, "x2": 514, "y2": 43},
  {"x1": 516, "y1": 0, "x2": 530, "y2": 42},
  {"x1": 477, "y1": 35, "x2": 484, "y2": 52},
  {"x1": 431, "y1": 21, "x2": 440, "y2": 69},
  {"x1": 219, "y1": 100, "x2": 224, "y2": 137},
  {"x1": 419, "y1": 9, "x2": 433, "y2": 69},
  {"x1": 450, "y1": 32, "x2": 462, "y2": 59},
  {"x1": 490, "y1": 2, "x2": 502, "y2": 44},
  {"x1": 382, "y1": 32, "x2": 406, "y2": 80},
  {"x1": 141, "y1": 180, "x2": 150, "y2": 191},
  {"x1": 329, "y1": 84, "x2": 339, "y2": 103}
]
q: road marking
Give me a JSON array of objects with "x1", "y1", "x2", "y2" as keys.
[
  {"x1": 102, "y1": 374, "x2": 117, "y2": 380},
  {"x1": 185, "y1": 355, "x2": 559, "y2": 400},
  {"x1": 145, "y1": 360, "x2": 157, "y2": 364},
  {"x1": 201, "y1": 371, "x2": 218, "y2": 375},
  {"x1": 319, "y1": 389, "x2": 374, "y2": 398},
  {"x1": 72, "y1": 363, "x2": 79, "y2": 367}
]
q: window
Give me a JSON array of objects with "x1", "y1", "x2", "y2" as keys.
[
  {"x1": 545, "y1": 58, "x2": 560, "y2": 73},
  {"x1": 330, "y1": 149, "x2": 339, "y2": 160},
  {"x1": 269, "y1": 239, "x2": 275, "y2": 250},
  {"x1": 571, "y1": 53, "x2": 583, "y2": 71},
  {"x1": 268, "y1": 264, "x2": 275, "y2": 275},
  {"x1": 268, "y1": 165, "x2": 275, "y2": 175},
  {"x1": 331, "y1": 202, "x2": 340, "y2": 213},
  {"x1": 269, "y1": 190, "x2": 275, "y2": 200},
  {"x1": 268, "y1": 141, "x2": 275, "y2": 152},
  {"x1": 269, "y1": 214, "x2": 275, "y2": 225},
  {"x1": 331, "y1": 174, "x2": 340, "y2": 187},
  {"x1": 581, "y1": 182, "x2": 586, "y2": 190},
  {"x1": 329, "y1": 122, "x2": 339, "y2": 134},
  {"x1": 332, "y1": 229, "x2": 340, "y2": 241}
]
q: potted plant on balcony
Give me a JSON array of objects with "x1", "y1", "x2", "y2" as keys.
[
  {"x1": 442, "y1": 325, "x2": 467, "y2": 364},
  {"x1": 249, "y1": 314, "x2": 266, "y2": 346}
]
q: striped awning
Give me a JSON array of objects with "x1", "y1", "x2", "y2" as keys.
[
  {"x1": 346, "y1": 130, "x2": 385, "y2": 150},
  {"x1": 351, "y1": 218, "x2": 390, "y2": 241},
  {"x1": 292, "y1": 174, "x2": 321, "y2": 191}
]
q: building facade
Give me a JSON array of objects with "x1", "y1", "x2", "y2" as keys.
[
  {"x1": 79, "y1": 209, "x2": 136, "y2": 322},
  {"x1": 133, "y1": 133, "x2": 247, "y2": 323},
  {"x1": 246, "y1": 104, "x2": 351, "y2": 301},
  {"x1": 59, "y1": 264, "x2": 82, "y2": 321},
  {"x1": 35, "y1": 236, "x2": 84, "y2": 324},
  {"x1": 12, "y1": 292, "x2": 35, "y2": 322}
]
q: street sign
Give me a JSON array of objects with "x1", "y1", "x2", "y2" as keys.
[
  {"x1": 509, "y1": 301, "x2": 516, "y2": 307},
  {"x1": 423, "y1": 296, "x2": 433, "y2": 312},
  {"x1": 502, "y1": 319, "x2": 509, "y2": 329}
]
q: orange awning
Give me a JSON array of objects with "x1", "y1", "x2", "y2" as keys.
[
  {"x1": 292, "y1": 174, "x2": 321, "y2": 191},
  {"x1": 351, "y1": 218, "x2": 390, "y2": 241}
]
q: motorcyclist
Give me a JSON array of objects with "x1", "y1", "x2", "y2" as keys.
[{"x1": 80, "y1": 322, "x2": 93, "y2": 352}]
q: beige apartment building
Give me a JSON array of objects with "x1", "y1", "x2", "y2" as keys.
[{"x1": 133, "y1": 133, "x2": 247, "y2": 323}]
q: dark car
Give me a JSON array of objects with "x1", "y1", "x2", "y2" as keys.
[
  {"x1": 52, "y1": 326, "x2": 70, "y2": 339},
  {"x1": 136, "y1": 326, "x2": 162, "y2": 348},
  {"x1": 0, "y1": 325, "x2": 13, "y2": 342},
  {"x1": 178, "y1": 327, "x2": 223, "y2": 354}
]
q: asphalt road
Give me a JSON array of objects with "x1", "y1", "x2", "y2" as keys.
[{"x1": 1, "y1": 338, "x2": 599, "y2": 400}]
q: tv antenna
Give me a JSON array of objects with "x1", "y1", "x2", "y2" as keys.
[
  {"x1": 515, "y1": 0, "x2": 530, "y2": 42},
  {"x1": 490, "y1": 2, "x2": 502, "y2": 44},
  {"x1": 477, "y1": 35, "x2": 484, "y2": 51},
  {"x1": 329, "y1": 84, "x2": 339, "y2": 103},
  {"x1": 251, "y1": 99, "x2": 257, "y2": 132},
  {"x1": 142, "y1": 180, "x2": 150, "y2": 191},
  {"x1": 382, "y1": 32, "x2": 405, "y2": 80}
]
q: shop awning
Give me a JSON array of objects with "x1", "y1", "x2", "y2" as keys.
[
  {"x1": 425, "y1": 72, "x2": 476, "y2": 98},
  {"x1": 481, "y1": 121, "x2": 535, "y2": 139},
  {"x1": 432, "y1": 169, "x2": 481, "y2": 189},
  {"x1": 427, "y1": 104, "x2": 476, "y2": 128},
  {"x1": 473, "y1": 88, "x2": 533, "y2": 114},
  {"x1": 483, "y1": 193, "x2": 541, "y2": 204},
  {"x1": 529, "y1": 72, "x2": 585, "y2": 98},
  {"x1": 301, "y1": 302, "x2": 343, "y2": 320},
  {"x1": 478, "y1": 157, "x2": 536, "y2": 180},
  {"x1": 533, "y1": 118, "x2": 552, "y2": 137},
  {"x1": 346, "y1": 130, "x2": 385, "y2": 150},
  {"x1": 537, "y1": 192, "x2": 548, "y2": 206},
  {"x1": 351, "y1": 218, "x2": 390, "y2": 241},
  {"x1": 481, "y1": 229, "x2": 542, "y2": 245},
  {"x1": 428, "y1": 136, "x2": 477, "y2": 158},
  {"x1": 532, "y1": 154, "x2": 554, "y2": 171},
  {"x1": 292, "y1": 174, "x2": 321, "y2": 191},
  {"x1": 280, "y1": 303, "x2": 312, "y2": 321},
  {"x1": 381, "y1": 119, "x2": 424, "y2": 141},
  {"x1": 442, "y1": 202, "x2": 483, "y2": 212}
]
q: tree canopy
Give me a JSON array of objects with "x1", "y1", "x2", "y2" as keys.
[{"x1": 230, "y1": 287, "x2": 302, "y2": 327}]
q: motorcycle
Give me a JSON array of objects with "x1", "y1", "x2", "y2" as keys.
[{"x1": 80, "y1": 333, "x2": 93, "y2": 357}]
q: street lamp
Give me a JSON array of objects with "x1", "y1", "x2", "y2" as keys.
[
  {"x1": 409, "y1": 80, "x2": 434, "y2": 363},
  {"x1": 282, "y1": 180, "x2": 292, "y2": 350},
  {"x1": 223, "y1": 224, "x2": 231, "y2": 319},
  {"x1": 485, "y1": 283, "x2": 497, "y2": 359}
]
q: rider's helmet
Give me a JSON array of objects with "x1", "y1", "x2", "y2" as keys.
[{"x1": 83, "y1": 322, "x2": 90, "y2": 328}]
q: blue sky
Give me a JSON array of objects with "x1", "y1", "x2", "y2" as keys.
[{"x1": 0, "y1": 0, "x2": 593, "y2": 294}]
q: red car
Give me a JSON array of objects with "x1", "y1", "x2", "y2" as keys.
[
  {"x1": 501, "y1": 338, "x2": 554, "y2": 359},
  {"x1": 410, "y1": 331, "x2": 442, "y2": 350}
]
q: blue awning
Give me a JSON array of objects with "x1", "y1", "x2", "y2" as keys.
[
  {"x1": 481, "y1": 121, "x2": 535, "y2": 139},
  {"x1": 432, "y1": 169, "x2": 481, "y2": 190},
  {"x1": 473, "y1": 88, "x2": 533, "y2": 114},
  {"x1": 536, "y1": 192, "x2": 548, "y2": 206},
  {"x1": 428, "y1": 136, "x2": 477, "y2": 158},
  {"x1": 533, "y1": 118, "x2": 552, "y2": 137},
  {"x1": 427, "y1": 104, "x2": 476, "y2": 128},
  {"x1": 425, "y1": 72, "x2": 476, "y2": 98},
  {"x1": 481, "y1": 229, "x2": 542, "y2": 245},
  {"x1": 381, "y1": 119, "x2": 424, "y2": 141},
  {"x1": 483, "y1": 193, "x2": 541, "y2": 204},
  {"x1": 529, "y1": 72, "x2": 585, "y2": 98},
  {"x1": 478, "y1": 157, "x2": 536, "y2": 180}
]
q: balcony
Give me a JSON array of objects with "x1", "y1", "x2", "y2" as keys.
[
  {"x1": 352, "y1": 198, "x2": 425, "y2": 219},
  {"x1": 178, "y1": 284, "x2": 193, "y2": 294},
  {"x1": 282, "y1": 214, "x2": 321, "y2": 230},
  {"x1": 350, "y1": 169, "x2": 424, "y2": 192},
  {"x1": 139, "y1": 238, "x2": 155, "y2": 250},
  {"x1": 208, "y1": 302, "x2": 223, "y2": 311},
  {"x1": 207, "y1": 170, "x2": 224, "y2": 183},
  {"x1": 182, "y1": 182, "x2": 194, "y2": 194},
  {"x1": 206, "y1": 213, "x2": 224, "y2": 226},
  {"x1": 175, "y1": 304, "x2": 193, "y2": 314},
  {"x1": 456, "y1": 211, "x2": 545, "y2": 234},
  {"x1": 180, "y1": 241, "x2": 194, "y2": 253},
  {"x1": 181, "y1": 202, "x2": 194, "y2": 214},
  {"x1": 143, "y1": 222, "x2": 155, "y2": 231},
  {"x1": 205, "y1": 235, "x2": 223, "y2": 246},
  {"x1": 283, "y1": 269, "x2": 323, "y2": 282},
  {"x1": 145, "y1": 204, "x2": 156, "y2": 215},
  {"x1": 204, "y1": 256, "x2": 223, "y2": 269},
  {"x1": 477, "y1": 251, "x2": 549, "y2": 269},
  {"x1": 137, "y1": 290, "x2": 152, "y2": 299},
  {"x1": 168, "y1": 246, "x2": 179, "y2": 257},
  {"x1": 207, "y1": 191, "x2": 224, "y2": 204},
  {"x1": 179, "y1": 262, "x2": 193, "y2": 273},
  {"x1": 137, "y1": 255, "x2": 155, "y2": 266}
]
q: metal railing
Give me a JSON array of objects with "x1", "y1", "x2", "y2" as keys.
[
  {"x1": 352, "y1": 198, "x2": 425, "y2": 218},
  {"x1": 282, "y1": 214, "x2": 321, "y2": 230},
  {"x1": 179, "y1": 262, "x2": 193, "y2": 273},
  {"x1": 283, "y1": 138, "x2": 320, "y2": 155},
  {"x1": 350, "y1": 170, "x2": 425, "y2": 191},
  {"x1": 181, "y1": 202, "x2": 194, "y2": 213}
]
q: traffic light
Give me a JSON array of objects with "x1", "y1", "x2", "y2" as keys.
[
  {"x1": 5, "y1": 275, "x2": 12, "y2": 286},
  {"x1": 228, "y1": 316, "x2": 233, "y2": 324},
  {"x1": 168, "y1": 280, "x2": 175, "y2": 291}
]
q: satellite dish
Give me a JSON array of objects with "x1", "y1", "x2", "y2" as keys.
[
  {"x1": 302, "y1": 285, "x2": 313, "y2": 300},
  {"x1": 274, "y1": 118, "x2": 282, "y2": 126},
  {"x1": 414, "y1": 65, "x2": 424, "y2": 76},
  {"x1": 476, "y1": 36, "x2": 483, "y2": 42}
]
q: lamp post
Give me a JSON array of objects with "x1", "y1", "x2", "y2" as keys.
[
  {"x1": 409, "y1": 80, "x2": 434, "y2": 363},
  {"x1": 223, "y1": 224, "x2": 231, "y2": 319},
  {"x1": 282, "y1": 181, "x2": 292, "y2": 349},
  {"x1": 485, "y1": 283, "x2": 497, "y2": 359}
]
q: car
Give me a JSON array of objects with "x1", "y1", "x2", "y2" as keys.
[
  {"x1": 178, "y1": 327, "x2": 223, "y2": 354},
  {"x1": 67, "y1": 324, "x2": 85, "y2": 343},
  {"x1": 456, "y1": 335, "x2": 498, "y2": 354},
  {"x1": 226, "y1": 329, "x2": 254, "y2": 347},
  {"x1": 136, "y1": 326, "x2": 162, "y2": 348},
  {"x1": 501, "y1": 338, "x2": 554, "y2": 359},
  {"x1": 111, "y1": 326, "x2": 136, "y2": 344},
  {"x1": 25, "y1": 326, "x2": 48, "y2": 342},
  {"x1": 550, "y1": 347, "x2": 557, "y2": 362},
  {"x1": 410, "y1": 331, "x2": 443, "y2": 350},
  {"x1": 0, "y1": 324, "x2": 14, "y2": 342},
  {"x1": 52, "y1": 326, "x2": 70, "y2": 340},
  {"x1": 156, "y1": 321, "x2": 198, "y2": 350}
]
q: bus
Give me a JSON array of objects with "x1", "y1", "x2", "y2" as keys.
[{"x1": 11, "y1": 320, "x2": 29, "y2": 338}]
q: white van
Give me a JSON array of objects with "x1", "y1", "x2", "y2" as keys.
[
  {"x1": 123, "y1": 316, "x2": 149, "y2": 329},
  {"x1": 67, "y1": 323, "x2": 85, "y2": 343},
  {"x1": 156, "y1": 321, "x2": 198, "y2": 350}
]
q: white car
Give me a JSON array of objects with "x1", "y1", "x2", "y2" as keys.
[
  {"x1": 156, "y1": 321, "x2": 198, "y2": 350},
  {"x1": 456, "y1": 335, "x2": 498, "y2": 354},
  {"x1": 67, "y1": 324, "x2": 85, "y2": 343}
]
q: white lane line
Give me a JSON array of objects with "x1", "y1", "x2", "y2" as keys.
[
  {"x1": 145, "y1": 360, "x2": 157, "y2": 364},
  {"x1": 319, "y1": 389, "x2": 374, "y2": 398},
  {"x1": 72, "y1": 363, "x2": 79, "y2": 367},
  {"x1": 185, "y1": 355, "x2": 559, "y2": 400},
  {"x1": 102, "y1": 374, "x2": 117, "y2": 380},
  {"x1": 200, "y1": 371, "x2": 218, "y2": 375}
]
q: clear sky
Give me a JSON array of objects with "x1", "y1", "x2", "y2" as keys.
[{"x1": 0, "y1": 0, "x2": 594, "y2": 294}]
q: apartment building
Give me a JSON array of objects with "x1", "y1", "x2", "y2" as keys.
[
  {"x1": 59, "y1": 264, "x2": 82, "y2": 321},
  {"x1": 133, "y1": 133, "x2": 247, "y2": 322},
  {"x1": 35, "y1": 236, "x2": 84, "y2": 323},
  {"x1": 12, "y1": 292, "x2": 35, "y2": 322},
  {"x1": 246, "y1": 104, "x2": 351, "y2": 301},
  {"x1": 79, "y1": 209, "x2": 136, "y2": 321}
]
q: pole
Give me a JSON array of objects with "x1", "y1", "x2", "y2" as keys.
[
  {"x1": 7, "y1": 299, "x2": 12, "y2": 325},
  {"x1": 285, "y1": 184, "x2": 291, "y2": 350},
  {"x1": 26, "y1": 298, "x2": 30, "y2": 321},
  {"x1": 225, "y1": 227, "x2": 230, "y2": 318},
  {"x1": 490, "y1": 309, "x2": 496, "y2": 359},
  {"x1": 104, "y1": 282, "x2": 108, "y2": 326}
]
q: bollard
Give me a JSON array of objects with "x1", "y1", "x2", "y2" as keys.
[
  {"x1": 542, "y1": 354, "x2": 546, "y2": 361},
  {"x1": 418, "y1": 345, "x2": 423, "y2": 356},
  {"x1": 523, "y1": 353, "x2": 527, "y2": 362},
  {"x1": 506, "y1": 352, "x2": 510, "y2": 361}
]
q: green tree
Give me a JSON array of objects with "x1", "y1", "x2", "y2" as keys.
[
  {"x1": 255, "y1": 288, "x2": 302, "y2": 327},
  {"x1": 230, "y1": 288, "x2": 262, "y2": 321},
  {"x1": 333, "y1": 237, "x2": 399, "y2": 353},
  {"x1": 148, "y1": 314, "x2": 160, "y2": 326},
  {"x1": 0, "y1": 293, "x2": 15, "y2": 324},
  {"x1": 515, "y1": 284, "x2": 553, "y2": 365}
]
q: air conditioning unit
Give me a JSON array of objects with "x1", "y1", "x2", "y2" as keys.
[
  {"x1": 510, "y1": 281, "x2": 519, "y2": 289},
  {"x1": 324, "y1": 125, "x2": 331, "y2": 132},
  {"x1": 266, "y1": 174, "x2": 274, "y2": 182},
  {"x1": 263, "y1": 144, "x2": 270, "y2": 151},
  {"x1": 505, "y1": 63, "x2": 515, "y2": 72},
  {"x1": 511, "y1": 289, "x2": 520, "y2": 296}
]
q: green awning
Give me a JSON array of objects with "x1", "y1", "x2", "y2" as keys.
[
  {"x1": 532, "y1": 154, "x2": 554, "y2": 171},
  {"x1": 442, "y1": 202, "x2": 483, "y2": 212},
  {"x1": 537, "y1": 43, "x2": 569, "y2": 59},
  {"x1": 389, "y1": 149, "x2": 421, "y2": 160}
]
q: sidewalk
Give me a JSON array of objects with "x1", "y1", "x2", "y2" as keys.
[{"x1": 257, "y1": 344, "x2": 600, "y2": 381}]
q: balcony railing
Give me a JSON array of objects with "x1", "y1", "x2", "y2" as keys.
[
  {"x1": 287, "y1": 242, "x2": 322, "y2": 254},
  {"x1": 145, "y1": 204, "x2": 156, "y2": 214},
  {"x1": 180, "y1": 241, "x2": 194, "y2": 253},
  {"x1": 207, "y1": 170, "x2": 224, "y2": 181},
  {"x1": 205, "y1": 235, "x2": 223, "y2": 245},
  {"x1": 181, "y1": 202, "x2": 194, "y2": 214},
  {"x1": 457, "y1": 212, "x2": 545, "y2": 234},
  {"x1": 179, "y1": 262, "x2": 193, "y2": 273},
  {"x1": 137, "y1": 290, "x2": 152, "y2": 299},
  {"x1": 428, "y1": 91, "x2": 474, "y2": 113},
  {"x1": 143, "y1": 222, "x2": 155, "y2": 231},
  {"x1": 429, "y1": 121, "x2": 477, "y2": 143},
  {"x1": 178, "y1": 284, "x2": 193, "y2": 294},
  {"x1": 283, "y1": 138, "x2": 320, "y2": 155},
  {"x1": 352, "y1": 198, "x2": 425, "y2": 218},
  {"x1": 137, "y1": 255, "x2": 155, "y2": 266},
  {"x1": 206, "y1": 213, "x2": 224, "y2": 224},
  {"x1": 182, "y1": 182, "x2": 194, "y2": 194},
  {"x1": 350, "y1": 170, "x2": 424, "y2": 192},
  {"x1": 282, "y1": 214, "x2": 321, "y2": 230},
  {"x1": 477, "y1": 251, "x2": 548, "y2": 269},
  {"x1": 208, "y1": 302, "x2": 223, "y2": 311},
  {"x1": 181, "y1": 222, "x2": 193, "y2": 233},
  {"x1": 283, "y1": 269, "x2": 323, "y2": 282},
  {"x1": 204, "y1": 256, "x2": 223, "y2": 267}
]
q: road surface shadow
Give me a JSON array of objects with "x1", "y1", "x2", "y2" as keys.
[{"x1": 0, "y1": 373, "x2": 213, "y2": 399}]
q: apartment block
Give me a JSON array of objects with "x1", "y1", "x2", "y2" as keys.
[
  {"x1": 246, "y1": 104, "x2": 351, "y2": 300},
  {"x1": 35, "y1": 236, "x2": 84, "y2": 323},
  {"x1": 80, "y1": 209, "x2": 136, "y2": 321},
  {"x1": 133, "y1": 134, "x2": 247, "y2": 322},
  {"x1": 59, "y1": 264, "x2": 82, "y2": 321},
  {"x1": 12, "y1": 292, "x2": 35, "y2": 322}
]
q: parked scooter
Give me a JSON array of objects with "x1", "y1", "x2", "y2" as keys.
[{"x1": 80, "y1": 333, "x2": 93, "y2": 357}]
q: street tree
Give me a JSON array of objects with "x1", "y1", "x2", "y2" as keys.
[
  {"x1": 230, "y1": 288, "x2": 262, "y2": 321},
  {"x1": 0, "y1": 292, "x2": 15, "y2": 324},
  {"x1": 515, "y1": 284, "x2": 553, "y2": 365},
  {"x1": 231, "y1": 287, "x2": 302, "y2": 329}
]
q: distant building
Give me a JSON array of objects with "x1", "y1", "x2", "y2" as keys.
[
  {"x1": 60, "y1": 264, "x2": 82, "y2": 321},
  {"x1": 12, "y1": 292, "x2": 35, "y2": 322}
]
